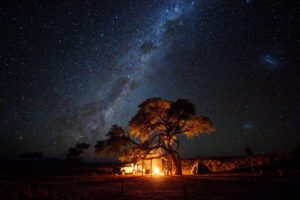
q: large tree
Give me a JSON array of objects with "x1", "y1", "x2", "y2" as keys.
[
  {"x1": 95, "y1": 98, "x2": 214, "y2": 175},
  {"x1": 129, "y1": 98, "x2": 214, "y2": 175}
]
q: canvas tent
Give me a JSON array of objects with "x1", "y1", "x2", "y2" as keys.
[{"x1": 191, "y1": 161, "x2": 211, "y2": 174}]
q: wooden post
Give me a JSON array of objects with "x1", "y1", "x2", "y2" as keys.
[
  {"x1": 182, "y1": 183, "x2": 187, "y2": 199},
  {"x1": 72, "y1": 176, "x2": 76, "y2": 190}
]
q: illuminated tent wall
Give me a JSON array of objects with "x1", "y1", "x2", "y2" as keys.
[{"x1": 136, "y1": 153, "x2": 172, "y2": 176}]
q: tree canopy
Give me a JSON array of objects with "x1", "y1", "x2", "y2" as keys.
[{"x1": 130, "y1": 98, "x2": 213, "y2": 141}]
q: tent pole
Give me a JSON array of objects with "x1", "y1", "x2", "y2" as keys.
[
  {"x1": 151, "y1": 159, "x2": 152, "y2": 177},
  {"x1": 142, "y1": 159, "x2": 144, "y2": 176}
]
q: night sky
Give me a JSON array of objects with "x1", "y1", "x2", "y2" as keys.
[{"x1": 1, "y1": 0, "x2": 299, "y2": 160}]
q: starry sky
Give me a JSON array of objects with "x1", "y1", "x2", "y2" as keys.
[{"x1": 1, "y1": 0, "x2": 299, "y2": 160}]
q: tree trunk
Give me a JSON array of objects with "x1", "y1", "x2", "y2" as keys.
[
  {"x1": 176, "y1": 152, "x2": 182, "y2": 175},
  {"x1": 169, "y1": 151, "x2": 182, "y2": 175}
]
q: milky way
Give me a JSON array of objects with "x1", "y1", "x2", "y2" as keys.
[
  {"x1": 99, "y1": 1, "x2": 196, "y2": 135},
  {"x1": 1, "y1": 0, "x2": 299, "y2": 160}
]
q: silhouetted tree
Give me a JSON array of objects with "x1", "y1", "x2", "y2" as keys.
[
  {"x1": 95, "y1": 98, "x2": 214, "y2": 175},
  {"x1": 66, "y1": 142, "x2": 90, "y2": 162},
  {"x1": 19, "y1": 152, "x2": 44, "y2": 160},
  {"x1": 245, "y1": 147, "x2": 254, "y2": 156},
  {"x1": 45, "y1": 157, "x2": 60, "y2": 163},
  {"x1": 95, "y1": 124, "x2": 148, "y2": 163}
]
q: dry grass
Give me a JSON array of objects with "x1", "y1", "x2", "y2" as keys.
[
  {"x1": 1, "y1": 173, "x2": 299, "y2": 200},
  {"x1": 0, "y1": 158, "x2": 299, "y2": 199}
]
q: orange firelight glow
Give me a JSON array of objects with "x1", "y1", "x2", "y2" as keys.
[{"x1": 153, "y1": 166, "x2": 160, "y2": 174}]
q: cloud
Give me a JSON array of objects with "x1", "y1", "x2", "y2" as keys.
[{"x1": 260, "y1": 53, "x2": 285, "y2": 71}]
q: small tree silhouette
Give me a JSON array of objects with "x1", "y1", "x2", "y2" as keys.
[
  {"x1": 66, "y1": 143, "x2": 90, "y2": 162},
  {"x1": 245, "y1": 147, "x2": 254, "y2": 156}
]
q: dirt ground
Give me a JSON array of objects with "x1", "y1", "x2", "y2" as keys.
[{"x1": 1, "y1": 173, "x2": 299, "y2": 200}]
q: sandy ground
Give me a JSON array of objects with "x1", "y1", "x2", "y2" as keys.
[{"x1": 1, "y1": 173, "x2": 299, "y2": 199}]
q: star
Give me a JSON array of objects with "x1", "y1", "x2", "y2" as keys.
[
  {"x1": 0, "y1": 0, "x2": 298, "y2": 159},
  {"x1": 243, "y1": 122, "x2": 255, "y2": 130}
]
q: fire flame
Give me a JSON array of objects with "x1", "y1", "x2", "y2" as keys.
[{"x1": 154, "y1": 166, "x2": 160, "y2": 174}]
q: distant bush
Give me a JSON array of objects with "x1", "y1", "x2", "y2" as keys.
[
  {"x1": 19, "y1": 152, "x2": 44, "y2": 160},
  {"x1": 182, "y1": 150, "x2": 300, "y2": 173}
]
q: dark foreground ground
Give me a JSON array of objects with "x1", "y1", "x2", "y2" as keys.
[
  {"x1": 0, "y1": 161, "x2": 299, "y2": 199},
  {"x1": 1, "y1": 171, "x2": 300, "y2": 200}
]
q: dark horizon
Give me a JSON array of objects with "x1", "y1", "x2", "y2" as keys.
[{"x1": 1, "y1": 0, "x2": 299, "y2": 160}]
